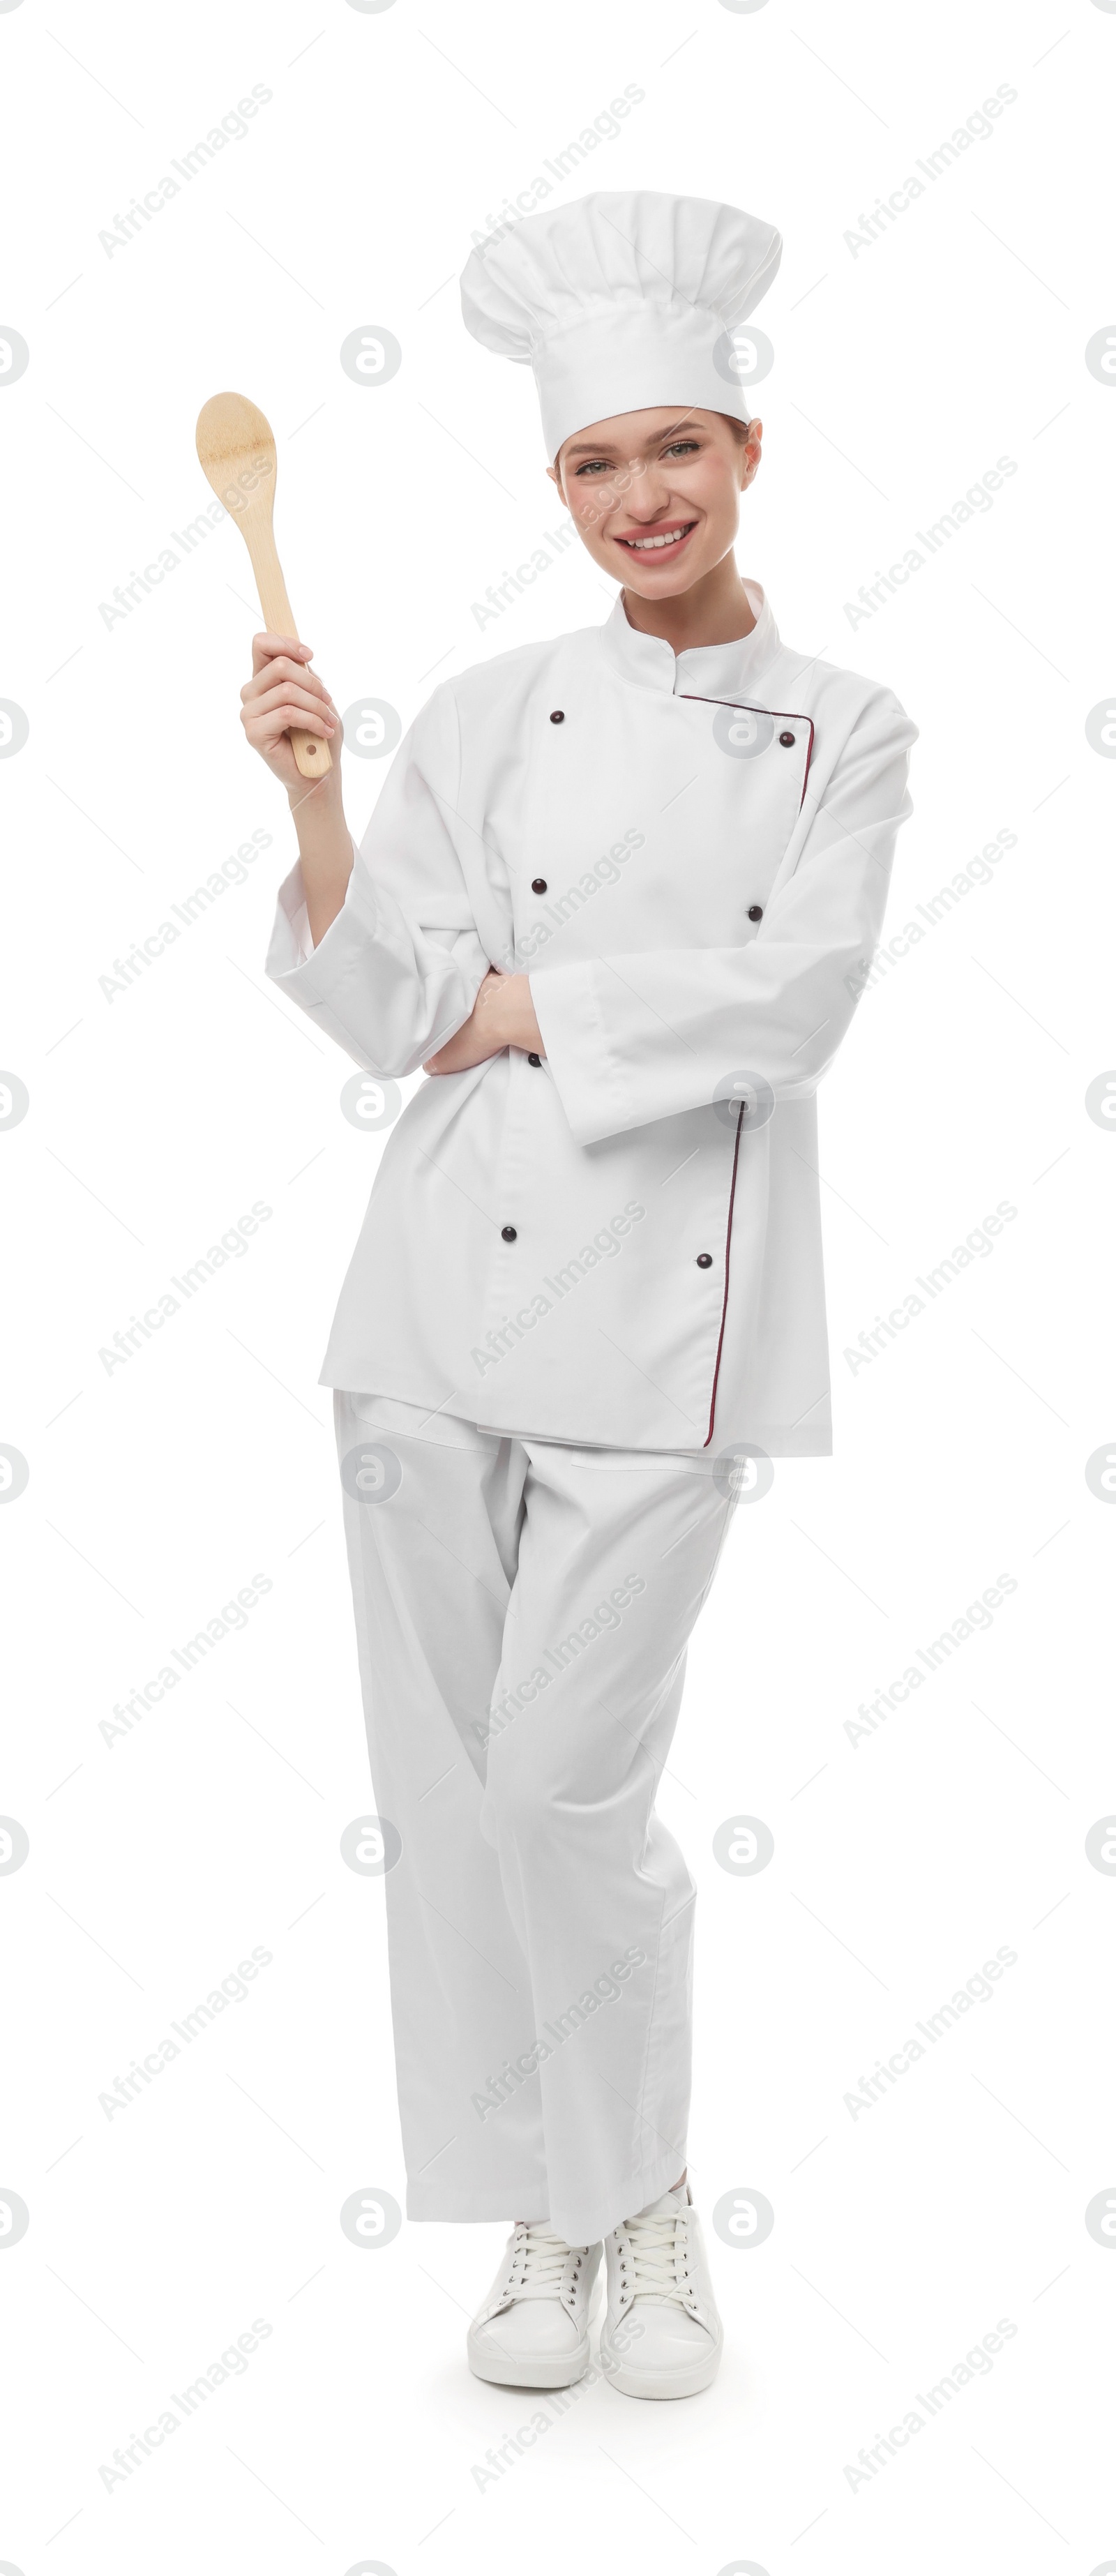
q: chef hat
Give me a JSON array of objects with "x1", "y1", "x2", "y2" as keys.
[{"x1": 460, "y1": 189, "x2": 781, "y2": 459}]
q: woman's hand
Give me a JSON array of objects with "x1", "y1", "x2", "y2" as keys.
[
  {"x1": 241, "y1": 632, "x2": 339, "y2": 795},
  {"x1": 239, "y1": 631, "x2": 353, "y2": 945},
  {"x1": 424, "y1": 970, "x2": 543, "y2": 1075}
]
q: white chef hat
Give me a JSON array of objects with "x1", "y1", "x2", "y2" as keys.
[{"x1": 460, "y1": 190, "x2": 781, "y2": 460}]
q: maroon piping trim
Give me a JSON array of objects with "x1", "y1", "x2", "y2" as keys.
[
  {"x1": 679, "y1": 695, "x2": 816, "y2": 809},
  {"x1": 704, "y1": 1101, "x2": 745, "y2": 1447}
]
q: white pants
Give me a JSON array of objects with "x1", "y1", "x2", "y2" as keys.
[{"x1": 335, "y1": 1392, "x2": 738, "y2": 2247}]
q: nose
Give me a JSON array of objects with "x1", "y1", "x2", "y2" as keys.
[{"x1": 617, "y1": 465, "x2": 677, "y2": 525}]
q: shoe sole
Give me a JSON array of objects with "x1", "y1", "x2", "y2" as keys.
[
  {"x1": 598, "y1": 2332, "x2": 723, "y2": 2400},
  {"x1": 467, "y1": 2328, "x2": 591, "y2": 2390}
]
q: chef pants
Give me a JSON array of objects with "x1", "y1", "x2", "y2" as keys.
[{"x1": 335, "y1": 1390, "x2": 738, "y2": 2249}]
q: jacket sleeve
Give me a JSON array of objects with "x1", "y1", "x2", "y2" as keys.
[
  {"x1": 530, "y1": 684, "x2": 917, "y2": 1147},
  {"x1": 262, "y1": 681, "x2": 490, "y2": 1076}
]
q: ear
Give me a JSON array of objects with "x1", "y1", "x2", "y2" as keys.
[
  {"x1": 546, "y1": 460, "x2": 568, "y2": 510},
  {"x1": 742, "y1": 419, "x2": 763, "y2": 483}
]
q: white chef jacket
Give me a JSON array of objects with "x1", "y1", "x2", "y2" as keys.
[{"x1": 264, "y1": 582, "x2": 917, "y2": 1454}]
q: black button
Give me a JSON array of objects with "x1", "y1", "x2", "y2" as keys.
[
  {"x1": 696, "y1": 1253, "x2": 713, "y2": 1269},
  {"x1": 550, "y1": 710, "x2": 565, "y2": 724},
  {"x1": 531, "y1": 877, "x2": 548, "y2": 893},
  {"x1": 748, "y1": 903, "x2": 763, "y2": 922},
  {"x1": 779, "y1": 729, "x2": 795, "y2": 747},
  {"x1": 527, "y1": 1052, "x2": 541, "y2": 1067},
  {"x1": 501, "y1": 1225, "x2": 518, "y2": 1242}
]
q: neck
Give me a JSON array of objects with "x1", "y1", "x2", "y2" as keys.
[{"x1": 620, "y1": 554, "x2": 757, "y2": 656}]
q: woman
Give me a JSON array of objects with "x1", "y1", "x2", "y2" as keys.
[{"x1": 243, "y1": 191, "x2": 917, "y2": 2401}]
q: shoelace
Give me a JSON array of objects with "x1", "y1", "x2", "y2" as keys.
[
  {"x1": 506, "y1": 2223, "x2": 577, "y2": 2300},
  {"x1": 617, "y1": 2208, "x2": 691, "y2": 2303}
]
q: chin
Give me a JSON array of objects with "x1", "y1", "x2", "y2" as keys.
[{"x1": 623, "y1": 561, "x2": 711, "y2": 598}]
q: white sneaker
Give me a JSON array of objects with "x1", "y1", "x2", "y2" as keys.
[
  {"x1": 467, "y1": 2222, "x2": 602, "y2": 2388},
  {"x1": 600, "y1": 2181, "x2": 723, "y2": 2399}
]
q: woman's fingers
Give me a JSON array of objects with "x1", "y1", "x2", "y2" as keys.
[
  {"x1": 250, "y1": 630, "x2": 313, "y2": 674},
  {"x1": 424, "y1": 983, "x2": 508, "y2": 1075},
  {"x1": 242, "y1": 656, "x2": 333, "y2": 707},
  {"x1": 423, "y1": 1026, "x2": 478, "y2": 1075},
  {"x1": 240, "y1": 634, "x2": 344, "y2": 785},
  {"x1": 243, "y1": 681, "x2": 337, "y2": 732},
  {"x1": 244, "y1": 707, "x2": 335, "y2": 748}
]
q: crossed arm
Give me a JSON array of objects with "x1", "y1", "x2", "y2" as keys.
[{"x1": 422, "y1": 968, "x2": 543, "y2": 1074}]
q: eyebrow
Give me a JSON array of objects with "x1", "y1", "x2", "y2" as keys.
[{"x1": 562, "y1": 414, "x2": 702, "y2": 460}]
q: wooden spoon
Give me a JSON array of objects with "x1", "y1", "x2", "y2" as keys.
[{"x1": 195, "y1": 391, "x2": 331, "y2": 780}]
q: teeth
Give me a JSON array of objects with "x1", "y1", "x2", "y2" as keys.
[{"x1": 625, "y1": 526, "x2": 692, "y2": 550}]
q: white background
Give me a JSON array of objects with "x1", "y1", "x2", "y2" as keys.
[{"x1": 1, "y1": 1, "x2": 1113, "y2": 2568}]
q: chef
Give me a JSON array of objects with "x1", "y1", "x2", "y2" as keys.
[{"x1": 247, "y1": 190, "x2": 917, "y2": 2402}]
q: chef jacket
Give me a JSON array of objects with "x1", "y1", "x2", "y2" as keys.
[{"x1": 264, "y1": 581, "x2": 917, "y2": 1455}]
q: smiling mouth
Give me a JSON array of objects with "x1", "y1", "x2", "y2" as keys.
[{"x1": 615, "y1": 521, "x2": 698, "y2": 555}]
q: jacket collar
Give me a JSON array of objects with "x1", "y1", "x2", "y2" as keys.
[{"x1": 598, "y1": 577, "x2": 781, "y2": 700}]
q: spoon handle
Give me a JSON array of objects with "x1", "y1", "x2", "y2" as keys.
[{"x1": 243, "y1": 522, "x2": 332, "y2": 781}]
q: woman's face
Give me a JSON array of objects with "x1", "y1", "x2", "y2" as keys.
[{"x1": 548, "y1": 406, "x2": 762, "y2": 596}]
